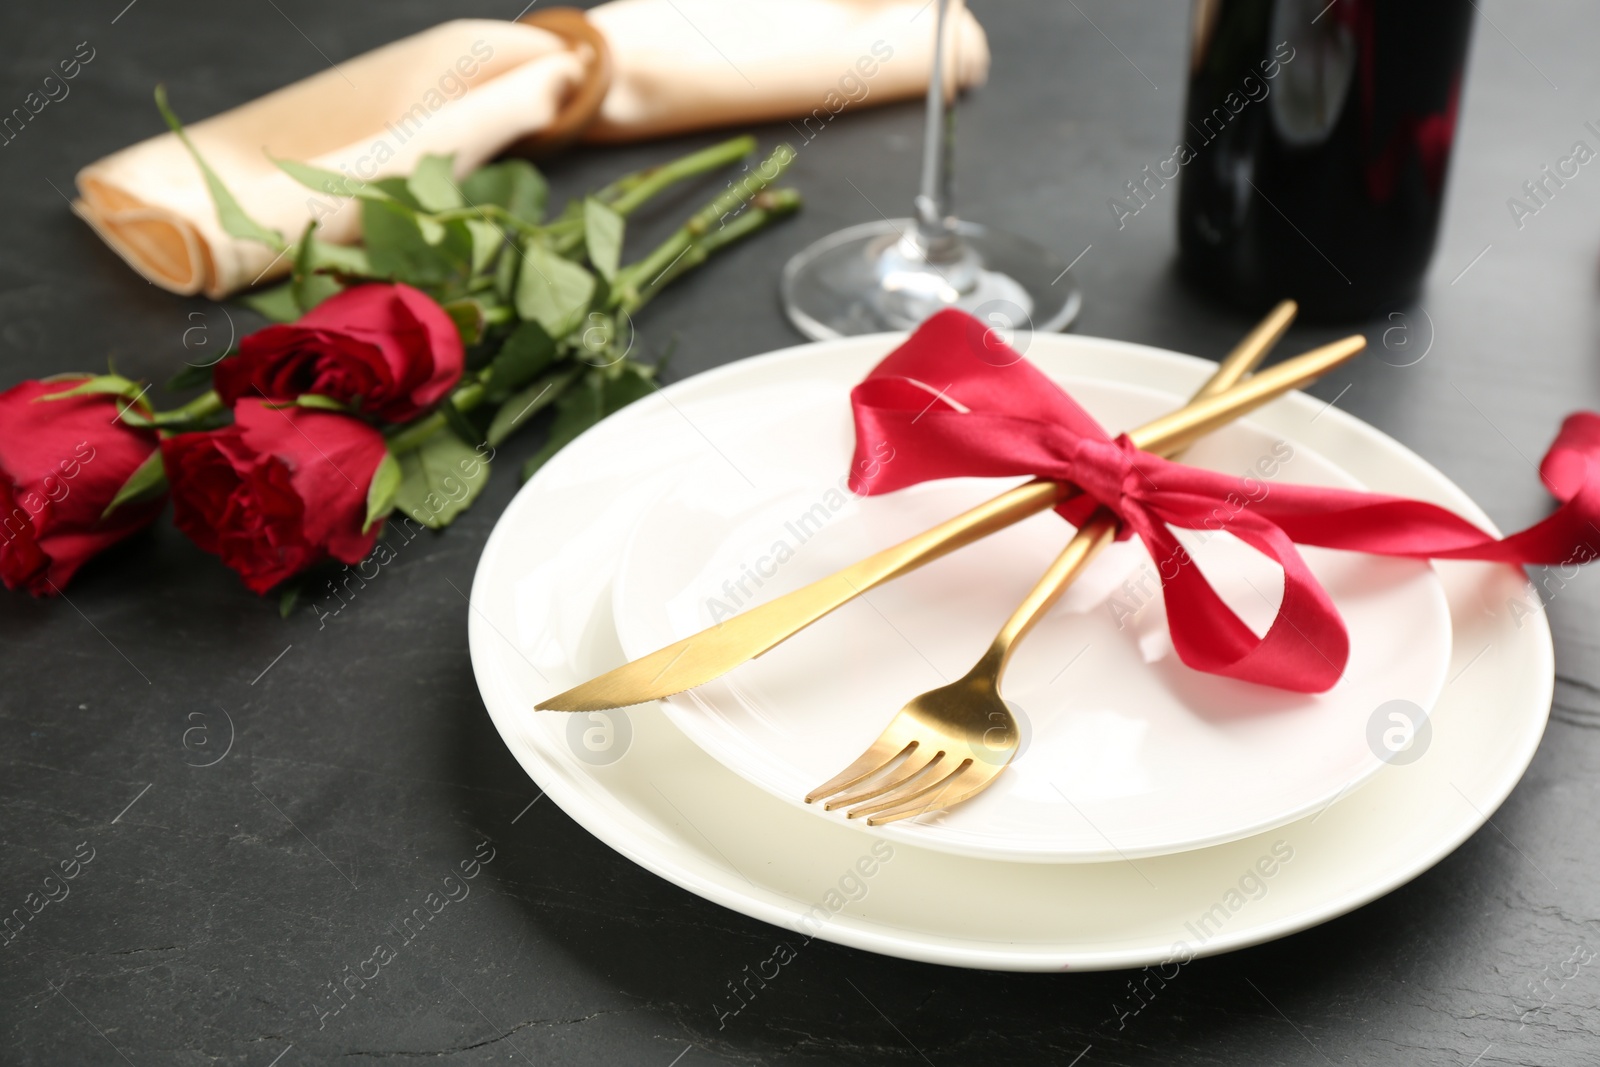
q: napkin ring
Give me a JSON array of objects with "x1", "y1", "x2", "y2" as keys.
[{"x1": 510, "y1": 7, "x2": 613, "y2": 158}]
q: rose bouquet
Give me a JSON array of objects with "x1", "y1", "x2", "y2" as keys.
[{"x1": 0, "y1": 89, "x2": 799, "y2": 606}]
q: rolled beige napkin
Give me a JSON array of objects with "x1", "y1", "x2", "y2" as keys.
[
  {"x1": 74, "y1": 1, "x2": 989, "y2": 300},
  {"x1": 583, "y1": 0, "x2": 987, "y2": 141},
  {"x1": 77, "y1": 21, "x2": 582, "y2": 300}
]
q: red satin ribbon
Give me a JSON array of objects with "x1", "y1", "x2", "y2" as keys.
[{"x1": 848, "y1": 310, "x2": 1600, "y2": 693}]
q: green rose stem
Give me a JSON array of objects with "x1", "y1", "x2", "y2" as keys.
[
  {"x1": 545, "y1": 135, "x2": 769, "y2": 257},
  {"x1": 171, "y1": 388, "x2": 224, "y2": 419},
  {"x1": 610, "y1": 144, "x2": 798, "y2": 309},
  {"x1": 388, "y1": 149, "x2": 800, "y2": 458},
  {"x1": 125, "y1": 386, "x2": 225, "y2": 429},
  {"x1": 621, "y1": 189, "x2": 802, "y2": 312},
  {"x1": 432, "y1": 134, "x2": 761, "y2": 249},
  {"x1": 597, "y1": 134, "x2": 759, "y2": 215},
  {"x1": 384, "y1": 381, "x2": 487, "y2": 455}
]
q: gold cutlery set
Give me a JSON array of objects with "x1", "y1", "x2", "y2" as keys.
[{"x1": 539, "y1": 302, "x2": 1367, "y2": 825}]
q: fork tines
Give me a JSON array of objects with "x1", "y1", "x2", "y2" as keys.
[{"x1": 806, "y1": 739, "x2": 985, "y2": 824}]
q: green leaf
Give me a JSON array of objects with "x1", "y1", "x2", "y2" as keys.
[
  {"x1": 548, "y1": 197, "x2": 585, "y2": 234},
  {"x1": 493, "y1": 239, "x2": 518, "y2": 302},
  {"x1": 294, "y1": 274, "x2": 341, "y2": 314},
  {"x1": 461, "y1": 160, "x2": 547, "y2": 224},
  {"x1": 510, "y1": 362, "x2": 658, "y2": 478},
  {"x1": 272, "y1": 157, "x2": 392, "y2": 202},
  {"x1": 155, "y1": 85, "x2": 284, "y2": 249},
  {"x1": 303, "y1": 239, "x2": 372, "y2": 277},
  {"x1": 279, "y1": 579, "x2": 304, "y2": 618},
  {"x1": 515, "y1": 243, "x2": 596, "y2": 339},
  {"x1": 364, "y1": 451, "x2": 401, "y2": 533},
  {"x1": 571, "y1": 310, "x2": 624, "y2": 367},
  {"x1": 371, "y1": 177, "x2": 422, "y2": 209},
  {"x1": 416, "y1": 214, "x2": 447, "y2": 245},
  {"x1": 361, "y1": 199, "x2": 473, "y2": 289},
  {"x1": 408, "y1": 153, "x2": 463, "y2": 212},
  {"x1": 487, "y1": 364, "x2": 581, "y2": 447},
  {"x1": 584, "y1": 197, "x2": 625, "y2": 282},
  {"x1": 441, "y1": 298, "x2": 488, "y2": 347},
  {"x1": 521, "y1": 374, "x2": 603, "y2": 480},
  {"x1": 101, "y1": 449, "x2": 168, "y2": 519},
  {"x1": 441, "y1": 396, "x2": 484, "y2": 448},
  {"x1": 466, "y1": 219, "x2": 502, "y2": 276},
  {"x1": 486, "y1": 320, "x2": 557, "y2": 394},
  {"x1": 292, "y1": 221, "x2": 341, "y2": 313},
  {"x1": 393, "y1": 428, "x2": 491, "y2": 530},
  {"x1": 591, "y1": 273, "x2": 615, "y2": 317},
  {"x1": 240, "y1": 283, "x2": 300, "y2": 323}
]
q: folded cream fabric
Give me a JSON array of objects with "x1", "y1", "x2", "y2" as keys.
[
  {"x1": 583, "y1": 0, "x2": 987, "y2": 141},
  {"x1": 74, "y1": 1, "x2": 989, "y2": 299}
]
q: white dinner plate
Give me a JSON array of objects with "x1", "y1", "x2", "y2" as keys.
[
  {"x1": 468, "y1": 331, "x2": 1552, "y2": 971},
  {"x1": 610, "y1": 378, "x2": 1452, "y2": 862}
]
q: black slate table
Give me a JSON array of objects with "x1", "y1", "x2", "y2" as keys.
[{"x1": 4, "y1": 2, "x2": 1599, "y2": 1065}]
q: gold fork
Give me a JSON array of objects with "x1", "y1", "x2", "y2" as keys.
[{"x1": 807, "y1": 319, "x2": 1364, "y2": 825}]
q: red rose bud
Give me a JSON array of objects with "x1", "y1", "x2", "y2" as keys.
[
  {"x1": 216, "y1": 283, "x2": 464, "y2": 422},
  {"x1": 163, "y1": 400, "x2": 392, "y2": 593},
  {"x1": 0, "y1": 378, "x2": 165, "y2": 595}
]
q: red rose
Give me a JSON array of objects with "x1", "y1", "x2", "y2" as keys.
[
  {"x1": 0, "y1": 378, "x2": 164, "y2": 595},
  {"x1": 163, "y1": 400, "x2": 390, "y2": 592},
  {"x1": 216, "y1": 283, "x2": 464, "y2": 422}
]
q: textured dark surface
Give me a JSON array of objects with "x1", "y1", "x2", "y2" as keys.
[{"x1": 3, "y1": 1, "x2": 1599, "y2": 1065}]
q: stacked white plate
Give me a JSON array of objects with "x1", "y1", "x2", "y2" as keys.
[{"x1": 467, "y1": 332, "x2": 1552, "y2": 971}]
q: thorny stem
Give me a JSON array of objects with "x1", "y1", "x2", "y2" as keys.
[
  {"x1": 612, "y1": 143, "x2": 798, "y2": 308},
  {"x1": 623, "y1": 189, "x2": 803, "y2": 313}
]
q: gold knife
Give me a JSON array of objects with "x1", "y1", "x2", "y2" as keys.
[{"x1": 539, "y1": 308, "x2": 1357, "y2": 712}]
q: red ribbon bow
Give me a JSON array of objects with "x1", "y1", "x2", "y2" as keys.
[{"x1": 847, "y1": 310, "x2": 1600, "y2": 693}]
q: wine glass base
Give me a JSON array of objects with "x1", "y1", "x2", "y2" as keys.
[{"x1": 780, "y1": 218, "x2": 1082, "y2": 341}]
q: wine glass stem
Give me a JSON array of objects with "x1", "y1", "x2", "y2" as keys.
[{"x1": 914, "y1": 0, "x2": 960, "y2": 258}]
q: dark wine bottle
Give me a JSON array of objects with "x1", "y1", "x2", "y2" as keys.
[{"x1": 1176, "y1": 0, "x2": 1476, "y2": 321}]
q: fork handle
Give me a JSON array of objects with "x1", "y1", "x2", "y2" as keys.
[{"x1": 979, "y1": 509, "x2": 1120, "y2": 679}]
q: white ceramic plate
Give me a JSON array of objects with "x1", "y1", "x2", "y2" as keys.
[
  {"x1": 611, "y1": 379, "x2": 1452, "y2": 862},
  {"x1": 468, "y1": 332, "x2": 1552, "y2": 971}
]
